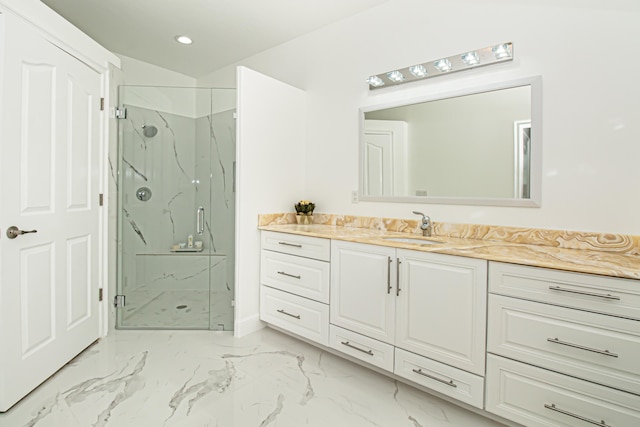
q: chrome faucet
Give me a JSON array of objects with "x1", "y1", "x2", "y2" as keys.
[{"x1": 412, "y1": 211, "x2": 432, "y2": 237}]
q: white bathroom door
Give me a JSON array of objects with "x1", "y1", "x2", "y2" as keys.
[
  {"x1": 363, "y1": 120, "x2": 408, "y2": 197},
  {"x1": 0, "y1": 15, "x2": 102, "y2": 412}
]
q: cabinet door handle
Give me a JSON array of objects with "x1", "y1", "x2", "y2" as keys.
[
  {"x1": 277, "y1": 271, "x2": 301, "y2": 279},
  {"x1": 340, "y1": 341, "x2": 374, "y2": 356},
  {"x1": 276, "y1": 309, "x2": 301, "y2": 319},
  {"x1": 548, "y1": 285, "x2": 620, "y2": 301},
  {"x1": 387, "y1": 256, "x2": 392, "y2": 294},
  {"x1": 544, "y1": 403, "x2": 611, "y2": 427},
  {"x1": 396, "y1": 258, "x2": 402, "y2": 296},
  {"x1": 278, "y1": 241, "x2": 302, "y2": 248},
  {"x1": 547, "y1": 337, "x2": 618, "y2": 358},
  {"x1": 412, "y1": 369, "x2": 457, "y2": 388}
]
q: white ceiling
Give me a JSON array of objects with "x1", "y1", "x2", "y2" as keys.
[{"x1": 40, "y1": 0, "x2": 389, "y2": 78}]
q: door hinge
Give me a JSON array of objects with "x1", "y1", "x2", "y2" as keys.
[
  {"x1": 99, "y1": 193, "x2": 104, "y2": 206},
  {"x1": 115, "y1": 107, "x2": 127, "y2": 119},
  {"x1": 114, "y1": 294, "x2": 126, "y2": 308},
  {"x1": 100, "y1": 97, "x2": 105, "y2": 111},
  {"x1": 99, "y1": 288, "x2": 104, "y2": 301}
]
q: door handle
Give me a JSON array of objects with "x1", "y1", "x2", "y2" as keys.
[
  {"x1": 196, "y1": 206, "x2": 204, "y2": 235},
  {"x1": 6, "y1": 226, "x2": 38, "y2": 239}
]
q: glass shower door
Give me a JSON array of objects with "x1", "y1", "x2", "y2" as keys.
[{"x1": 116, "y1": 86, "x2": 236, "y2": 330}]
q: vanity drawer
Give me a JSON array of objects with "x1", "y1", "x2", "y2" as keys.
[
  {"x1": 394, "y1": 348, "x2": 484, "y2": 409},
  {"x1": 489, "y1": 261, "x2": 640, "y2": 320},
  {"x1": 260, "y1": 286, "x2": 329, "y2": 346},
  {"x1": 329, "y1": 325, "x2": 394, "y2": 372},
  {"x1": 261, "y1": 231, "x2": 330, "y2": 261},
  {"x1": 261, "y1": 250, "x2": 330, "y2": 303},
  {"x1": 488, "y1": 294, "x2": 640, "y2": 394},
  {"x1": 486, "y1": 354, "x2": 640, "y2": 427}
]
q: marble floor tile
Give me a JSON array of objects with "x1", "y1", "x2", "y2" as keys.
[{"x1": 0, "y1": 328, "x2": 506, "y2": 427}]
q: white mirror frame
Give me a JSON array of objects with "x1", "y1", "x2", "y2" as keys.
[{"x1": 359, "y1": 76, "x2": 542, "y2": 207}]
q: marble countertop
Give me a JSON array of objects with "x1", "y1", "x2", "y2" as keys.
[{"x1": 259, "y1": 223, "x2": 640, "y2": 281}]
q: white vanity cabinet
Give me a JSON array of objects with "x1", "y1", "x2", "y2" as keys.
[
  {"x1": 486, "y1": 261, "x2": 640, "y2": 426},
  {"x1": 259, "y1": 231, "x2": 331, "y2": 345},
  {"x1": 329, "y1": 242, "x2": 396, "y2": 344},
  {"x1": 329, "y1": 240, "x2": 488, "y2": 407}
]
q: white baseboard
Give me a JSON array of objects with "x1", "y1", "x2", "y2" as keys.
[{"x1": 234, "y1": 313, "x2": 265, "y2": 337}]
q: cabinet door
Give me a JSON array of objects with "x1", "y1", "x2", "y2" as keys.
[
  {"x1": 330, "y1": 241, "x2": 396, "y2": 344},
  {"x1": 395, "y1": 250, "x2": 487, "y2": 375}
]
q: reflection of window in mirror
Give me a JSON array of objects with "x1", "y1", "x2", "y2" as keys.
[{"x1": 514, "y1": 120, "x2": 531, "y2": 199}]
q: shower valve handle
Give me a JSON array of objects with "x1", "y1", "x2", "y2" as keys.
[{"x1": 196, "y1": 206, "x2": 204, "y2": 235}]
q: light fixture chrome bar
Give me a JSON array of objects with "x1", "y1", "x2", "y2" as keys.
[{"x1": 367, "y1": 42, "x2": 513, "y2": 90}]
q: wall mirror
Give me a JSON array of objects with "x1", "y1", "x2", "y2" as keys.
[{"x1": 359, "y1": 76, "x2": 542, "y2": 207}]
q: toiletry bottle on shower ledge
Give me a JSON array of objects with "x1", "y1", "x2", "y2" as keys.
[{"x1": 187, "y1": 234, "x2": 194, "y2": 248}]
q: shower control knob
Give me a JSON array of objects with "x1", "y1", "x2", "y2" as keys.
[{"x1": 136, "y1": 187, "x2": 152, "y2": 202}]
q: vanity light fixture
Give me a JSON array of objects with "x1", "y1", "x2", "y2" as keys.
[
  {"x1": 461, "y1": 51, "x2": 480, "y2": 66},
  {"x1": 175, "y1": 35, "x2": 193, "y2": 45},
  {"x1": 386, "y1": 70, "x2": 405, "y2": 83},
  {"x1": 409, "y1": 64, "x2": 428, "y2": 78},
  {"x1": 433, "y1": 58, "x2": 453, "y2": 72},
  {"x1": 492, "y1": 43, "x2": 512, "y2": 59},
  {"x1": 367, "y1": 42, "x2": 513, "y2": 90},
  {"x1": 366, "y1": 75, "x2": 385, "y2": 88}
]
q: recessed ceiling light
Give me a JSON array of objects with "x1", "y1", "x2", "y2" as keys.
[{"x1": 175, "y1": 35, "x2": 193, "y2": 45}]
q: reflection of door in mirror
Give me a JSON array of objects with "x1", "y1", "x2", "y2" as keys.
[
  {"x1": 514, "y1": 120, "x2": 531, "y2": 199},
  {"x1": 363, "y1": 120, "x2": 407, "y2": 196}
]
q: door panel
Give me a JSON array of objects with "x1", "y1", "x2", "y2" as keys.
[
  {"x1": 20, "y1": 243, "x2": 55, "y2": 356},
  {"x1": 0, "y1": 13, "x2": 101, "y2": 412},
  {"x1": 20, "y1": 63, "x2": 55, "y2": 213},
  {"x1": 67, "y1": 235, "x2": 91, "y2": 328},
  {"x1": 67, "y1": 77, "x2": 94, "y2": 210}
]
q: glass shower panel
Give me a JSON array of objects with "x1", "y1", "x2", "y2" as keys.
[{"x1": 116, "y1": 86, "x2": 236, "y2": 330}]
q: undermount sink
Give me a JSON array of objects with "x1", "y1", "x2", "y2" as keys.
[{"x1": 383, "y1": 237, "x2": 443, "y2": 245}]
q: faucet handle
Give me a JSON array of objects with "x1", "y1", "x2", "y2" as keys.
[
  {"x1": 412, "y1": 211, "x2": 432, "y2": 236},
  {"x1": 412, "y1": 211, "x2": 430, "y2": 223}
]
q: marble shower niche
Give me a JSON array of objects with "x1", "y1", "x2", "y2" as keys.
[{"x1": 116, "y1": 86, "x2": 236, "y2": 330}]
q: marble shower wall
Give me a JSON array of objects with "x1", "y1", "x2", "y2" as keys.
[
  {"x1": 117, "y1": 100, "x2": 236, "y2": 330},
  {"x1": 120, "y1": 105, "x2": 196, "y2": 256}
]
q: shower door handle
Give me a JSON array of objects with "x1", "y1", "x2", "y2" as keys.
[{"x1": 196, "y1": 206, "x2": 204, "y2": 235}]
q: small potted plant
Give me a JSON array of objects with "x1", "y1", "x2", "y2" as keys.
[{"x1": 294, "y1": 200, "x2": 315, "y2": 224}]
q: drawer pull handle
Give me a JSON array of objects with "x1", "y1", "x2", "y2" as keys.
[
  {"x1": 548, "y1": 285, "x2": 621, "y2": 301},
  {"x1": 278, "y1": 241, "x2": 302, "y2": 248},
  {"x1": 276, "y1": 309, "x2": 301, "y2": 319},
  {"x1": 544, "y1": 403, "x2": 611, "y2": 427},
  {"x1": 547, "y1": 338, "x2": 618, "y2": 358},
  {"x1": 277, "y1": 271, "x2": 301, "y2": 279},
  {"x1": 340, "y1": 341, "x2": 374, "y2": 356},
  {"x1": 387, "y1": 257, "x2": 392, "y2": 294},
  {"x1": 412, "y1": 368, "x2": 457, "y2": 388},
  {"x1": 396, "y1": 258, "x2": 402, "y2": 296}
]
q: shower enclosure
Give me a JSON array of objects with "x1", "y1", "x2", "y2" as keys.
[{"x1": 116, "y1": 86, "x2": 236, "y2": 330}]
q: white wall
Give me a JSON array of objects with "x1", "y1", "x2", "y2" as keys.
[
  {"x1": 118, "y1": 54, "x2": 196, "y2": 87},
  {"x1": 199, "y1": 0, "x2": 640, "y2": 235},
  {"x1": 234, "y1": 66, "x2": 307, "y2": 335}
]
